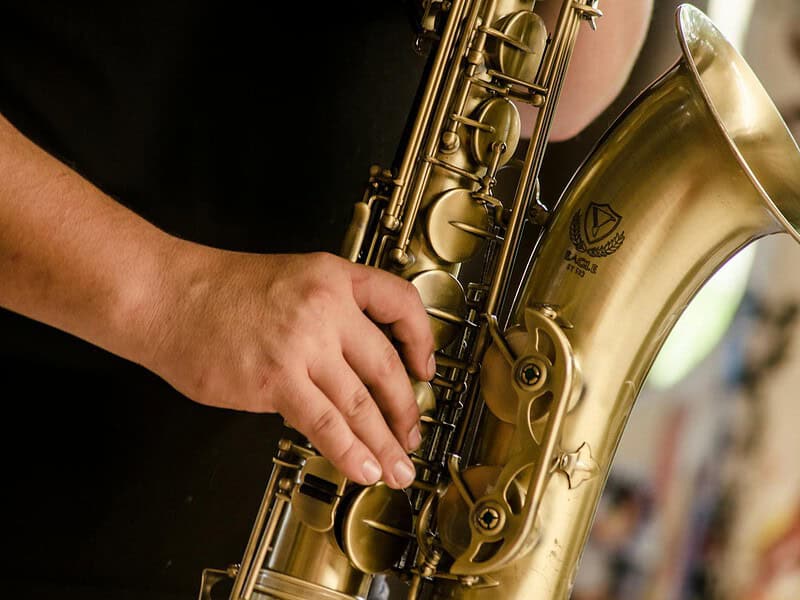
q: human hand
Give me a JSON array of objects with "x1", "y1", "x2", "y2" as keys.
[
  {"x1": 0, "y1": 114, "x2": 433, "y2": 489},
  {"x1": 142, "y1": 248, "x2": 435, "y2": 489}
]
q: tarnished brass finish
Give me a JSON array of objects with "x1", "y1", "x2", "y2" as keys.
[
  {"x1": 480, "y1": 326, "x2": 527, "y2": 423},
  {"x1": 203, "y1": 3, "x2": 800, "y2": 600},
  {"x1": 291, "y1": 456, "x2": 347, "y2": 533},
  {"x1": 448, "y1": 306, "x2": 580, "y2": 576},
  {"x1": 251, "y1": 569, "x2": 364, "y2": 600},
  {"x1": 437, "y1": 466, "x2": 525, "y2": 560},
  {"x1": 555, "y1": 442, "x2": 599, "y2": 490},
  {"x1": 410, "y1": 270, "x2": 468, "y2": 350},
  {"x1": 470, "y1": 98, "x2": 520, "y2": 166},
  {"x1": 412, "y1": 379, "x2": 437, "y2": 438},
  {"x1": 264, "y1": 506, "x2": 371, "y2": 599},
  {"x1": 341, "y1": 202, "x2": 371, "y2": 262},
  {"x1": 486, "y1": 10, "x2": 547, "y2": 83},
  {"x1": 425, "y1": 189, "x2": 490, "y2": 263},
  {"x1": 413, "y1": 379, "x2": 436, "y2": 416},
  {"x1": 200, "y1": 568, "x2": 232, "y2": 600},
  {"x1": 341, "y1": 484, "x2": 414, "y2": 574},
  {"x1": 434, "y1": 5, "x2": 800, "y2": 598}
]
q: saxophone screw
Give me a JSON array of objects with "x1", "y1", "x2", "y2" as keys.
[
  {"x1": 478, "y1": 507, "x2": 500, "y2": 531},
  {"x1": 474, "y1": 501, "x2": 505, "y2": 533},
  {"x1": 515, "y1": 356, "x2": 547, "y2": 391},
  {"x1": 519, "y1": 363, "x2": 541, "y2": 386}
]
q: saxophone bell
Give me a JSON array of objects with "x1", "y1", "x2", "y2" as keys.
[{"x1": 442, "y1": 4, "x2": 800, "y2": 597}]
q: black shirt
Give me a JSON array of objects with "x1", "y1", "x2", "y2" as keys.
[{"x1": 0, "y1": 2, "x2": 424, "y2": 598}]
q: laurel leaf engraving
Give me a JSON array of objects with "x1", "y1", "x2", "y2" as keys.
[
  {"x1": 586, "y1": 232, "x2": 625, "y2": 257},
  {"x1": 570, "y1": 211, "x2": 586, "y2": 252}
]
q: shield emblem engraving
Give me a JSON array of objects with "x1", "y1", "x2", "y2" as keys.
[{"x1": 583, "y1": 202, "x2": 622, "y2": 244}]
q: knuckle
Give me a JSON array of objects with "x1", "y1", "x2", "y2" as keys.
[
  {"x1": 383, "y1": 381, "x2": 417, "y2": 419},
  {"x1": 342, "y1": 385, "x2": 374, "y2": 421},
  {"x1": 310, "y1": 252, "x2": 345, "y2": 276},
  {"x1": 407, "y1": 279, "x2": 425, "y2": 306},
  {"x1": 331, "y1": 434, "x2": 359, "y2": 465},
  {"x1": 309, "y1": 405, "x2": 341, "y2": 440},
  {"x1": 311, "y1": 251, "x2": 336, "y2": 266},
  {"x1": 302, "y1": 281, "x2": 334, "y2": 305},
  {"x1": 299, "y1": 285, "x2": 336, "y2": 323},
  {"x1": 377, "y1": 343, "x2": 403, "y2": 378}
]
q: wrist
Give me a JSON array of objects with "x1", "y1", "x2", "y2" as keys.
[{"x1": 107, "y1": 228, "x2": 193, "y2": 371}]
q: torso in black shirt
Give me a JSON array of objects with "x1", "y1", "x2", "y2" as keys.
[{"x1": 0, "y1": 3, "x2": 425, "y2": 597}]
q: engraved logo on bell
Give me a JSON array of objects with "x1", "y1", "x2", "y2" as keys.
[
  {"x1": 564, "y1": 202, "x2": 625, "y2": 277},
  {"x1": 569, "y1": 202, "x2": 625, "y2": 257},
  {"x1": 584, "y1": 202, "x2": 621, "y2": 244}
]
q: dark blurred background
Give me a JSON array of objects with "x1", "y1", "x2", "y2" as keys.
[{"x1": 0, "y1": 1, "x2": 797, "y2": 599}]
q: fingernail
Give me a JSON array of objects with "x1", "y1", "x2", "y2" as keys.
[
  {"x1": 408, "y1": 425, "x2": 422, "y2": 451},
  {"x1": 427, "y1": 354, "x2": 436, "y2": 380},
  {"x1": 362, "y1": 458, "x2": 382, "y2": 484},
  {"x1": 393, "y1": 459, "x2": 416, "y2": 488}
]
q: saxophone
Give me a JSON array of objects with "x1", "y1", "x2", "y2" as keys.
[{"x1": 201, "y1": 2, "x2": 800, "y2": 598}]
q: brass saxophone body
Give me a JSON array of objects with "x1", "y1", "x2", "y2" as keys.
[{"x1": 201, "y1": 2, "x2": 800, "y2": 599}]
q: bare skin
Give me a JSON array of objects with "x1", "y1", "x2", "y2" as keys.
[
  {"x1": 535, "y1": 0, "x2": 655, "y2": 141},
  {"x1": 0, "y1": 3, "x2": 652, "y2": 491}
]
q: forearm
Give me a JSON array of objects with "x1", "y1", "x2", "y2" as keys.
[
  {"x1": 522, "y1": 0, "x2": 654, "y2": 140},
  {"x1": 0, "y1": 113, "x2": 177, "y2": 366}
]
